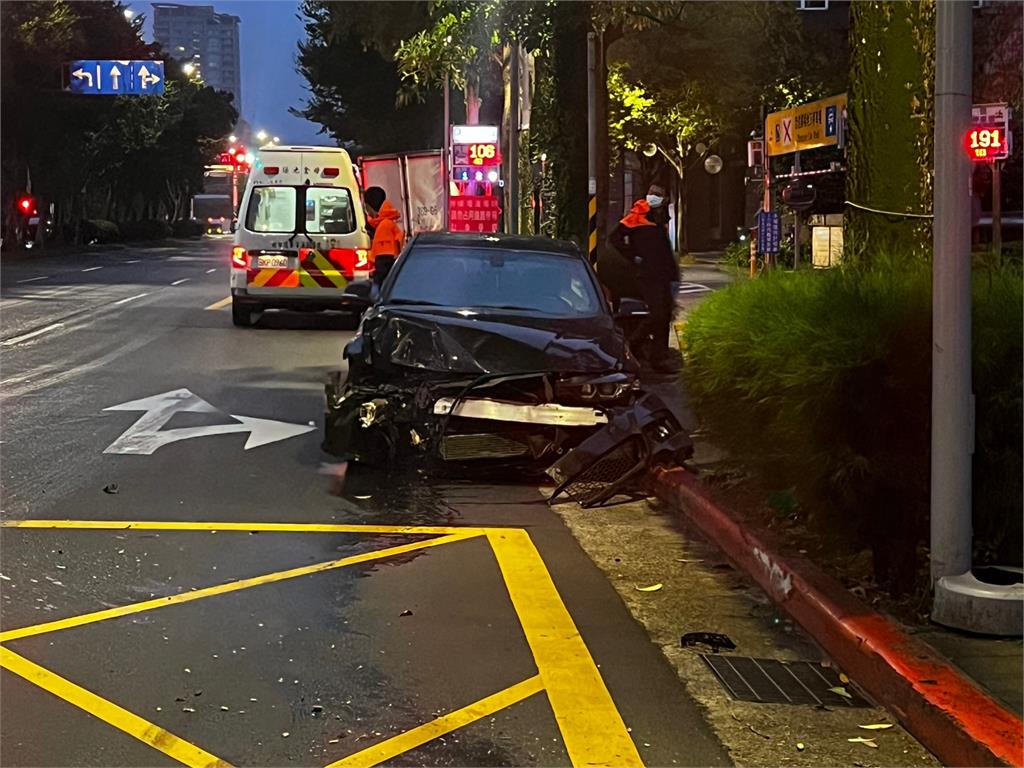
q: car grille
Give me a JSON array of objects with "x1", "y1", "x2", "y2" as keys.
[
  {"x1": 547, "y1": 435, "x2": 644, "y2": 506},
  {"x1": 440, "y1": 433, "x2": 530, "y2": 461}
]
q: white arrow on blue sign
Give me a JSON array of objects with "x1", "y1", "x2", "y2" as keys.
[{"x1": 68, "y1": 60, "x2": 165, "y2": 96}]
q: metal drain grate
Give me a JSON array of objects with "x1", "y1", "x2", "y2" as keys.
[{"x1": 700, "y1": 655, "x2": 871, "y2": 707}]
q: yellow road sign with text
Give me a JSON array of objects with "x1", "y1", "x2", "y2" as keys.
[{"x1": 766, "y1": 94, "x2": 847, "y2": 156}]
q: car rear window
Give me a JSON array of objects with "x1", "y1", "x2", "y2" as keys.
[
  {"x1": 306, "y1": 187, "x2": 356, "y2": 234},
  {"x1": 245, "y1": 187, "x2": 296, "y2": 233},
  {"x1": 388, "y1": 246, "x2": 602, "y2": 317},
  {"x1": 245, "y1": 186, "x2": 356, "y2": 235}
]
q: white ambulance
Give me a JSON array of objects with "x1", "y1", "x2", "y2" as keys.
[{"x1": 230, "y1": 146, "x2": 373, "y2": 326}]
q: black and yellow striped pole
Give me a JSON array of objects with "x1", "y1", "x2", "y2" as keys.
[
  {"x1": 587, "y1": 32, "x2": 597, "y2": 263},
  {"x1": 588, "y1": 192, "x2": 598, "y2": 262}
]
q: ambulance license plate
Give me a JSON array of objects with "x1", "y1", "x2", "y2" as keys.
[{"x1": 257, "y1": 254, "x2": 288, "y2": 269}]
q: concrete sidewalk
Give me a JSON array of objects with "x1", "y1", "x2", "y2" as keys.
[{"x1": 651, "y1": 468, "x2": 1023, "y2": 767}]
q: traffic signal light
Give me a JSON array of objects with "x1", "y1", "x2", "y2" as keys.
[{"x1": 17, "y1": 196, "x2": 36, "y2": 216}]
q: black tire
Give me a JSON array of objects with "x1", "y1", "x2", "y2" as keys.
[{"x1": 231, "y1": 299, "x2": 256, "y2": 327}]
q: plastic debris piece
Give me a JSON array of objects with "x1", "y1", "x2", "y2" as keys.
[
  {"x1": 858, "y1": 723, "x2": 893, "y2": 731},
  {"x1": 796, "y1": 743, "x2": 806, "y2": 751},
  {"x1": 354, "y1": 495, "x2": 372, "y2": 500},
  {"x1": 249, "y1": 697, "x2": 258, "y2": 702},
  {"x1": 103, "y1": 483, "x2": 119, "y2": 494},
  {"x1": 400, "y1": 609, "x2": 413, "y2": 617},
  {"x1": 635, "y1": 583, "x2": 663, "y2": 592},
  {"x1": 220, "y1": 706, "x2": 229, "y2": 711},
  {"x1": 680, "y1": 632, "x2": 737, "y2": 652},
  {"x1": 184, "y1": 668, "x2": 191, "y2": 674},
  {"x1": 847, "y1": 737, "x2": 878, "y2": 748},
  {"x1": 829, "y1": 686, "x2": 853, "y2": 699},
  {"x1": 281, "y1": 732, "x2": 290, "y2": 738},
  {"x1": 182, "y1": 707, "x2": 195, "y2": 713}
]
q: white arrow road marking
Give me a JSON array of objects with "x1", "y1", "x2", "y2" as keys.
[
  {"x1": 676, "y1": 282, "x2": 712, "y2": 295},
  {"x1": 103, "y1": 388, "x2": 316, "y2": 455}
]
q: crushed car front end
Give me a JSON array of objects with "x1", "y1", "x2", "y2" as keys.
[{"x1": 323, "y1": 306, "x2": 640, "y2": 466}]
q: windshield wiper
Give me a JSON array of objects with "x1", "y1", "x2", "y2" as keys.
[
  {"x1": 474, "y1": 304, "x2": 540, "y2": 312},
  {"x1": 388, "y1": 298, "x2": 444, "y2": 306}
]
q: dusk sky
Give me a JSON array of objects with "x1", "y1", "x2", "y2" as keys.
[{"x1": 139, "y1": 0, "x2": 323, "y2": 144}]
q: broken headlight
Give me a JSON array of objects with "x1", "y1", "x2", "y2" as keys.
[{"x1": 558, "y1": 373, "x2": 637, "y2": 404}]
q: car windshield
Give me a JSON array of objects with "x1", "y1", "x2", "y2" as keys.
[{"x1": 387, "y1": 246, "x2": 602, "y2": 317}]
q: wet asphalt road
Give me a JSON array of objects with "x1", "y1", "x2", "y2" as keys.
[{"x1": 0, "y1": 239, "x2": 730, "y2": 767}]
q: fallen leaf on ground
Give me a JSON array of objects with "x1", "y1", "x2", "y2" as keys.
[
  {"x1": 847, "y1": 737, "x2": 878, "y2": 748},
  {"x1": 829, "y1": 686, "x2": 853, "y2": 699},
  {"x1": 858, "y1": 723, "x2": 893, "y2": 731},
  {"x1": 796, "y1": 743, "x2": 805, "y2": 751},
  {"x1": 839, "y1": 673, "x2": 850, "y2": 684},
  {"x1": 635, "y1": 583, "x2": 663, "y2": 592}
]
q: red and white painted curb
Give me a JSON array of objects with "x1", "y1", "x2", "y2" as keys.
[{"x1": 652, "y1": 466, "x2": 1024, "y2": 768}]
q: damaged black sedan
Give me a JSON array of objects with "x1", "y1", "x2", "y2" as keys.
[{"x1": 323, "y1": 232, "x2": 686, "y2": 480}]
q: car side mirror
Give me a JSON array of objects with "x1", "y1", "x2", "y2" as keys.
[
  {"x1": 345, "y1": 279, "x2": 373, "y2": 299},
  {"x1": 615, "y1": 297, "x2": 650, "y2": 320}
]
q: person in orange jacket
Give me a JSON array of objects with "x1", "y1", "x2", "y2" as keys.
[{"x1": 364, "y1": 187, "x2": 405, "y2": 285}]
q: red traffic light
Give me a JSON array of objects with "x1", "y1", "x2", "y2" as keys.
[{"x1": 17, "y1": 196, "x2": 35, "y2": 215}]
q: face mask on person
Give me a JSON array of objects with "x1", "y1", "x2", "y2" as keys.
[{"x1": 646, "y1": 194, "x2": 664, "y2": 208}]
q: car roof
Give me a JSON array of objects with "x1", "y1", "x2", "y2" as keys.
[{"x1": 411, "y1": 232, "x2": 584, "y2": 258}]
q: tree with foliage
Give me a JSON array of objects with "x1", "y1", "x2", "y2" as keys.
[
  {"x1": 294, "y1": 1, "x2": 445, "y2": 154},
  {"x1": 605, "y1": 2, "x2": 842, "y2": 249},
  {"x1": 1, "y1": 0, "x2": 236, "y2": 243},
  {"x1": 845, "y1": 0, "x2": 935, "y2": 259}
]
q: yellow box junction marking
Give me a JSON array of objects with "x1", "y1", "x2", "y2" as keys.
[
  {"x1": 0, "y1": 520, "x2": 642, "y2": 768},
  {"x1": 0, "y1": 533, "x2": 475, "y2": 643},
  {"x1": 326, "y1": 675, "x2": 545, "y2": 768},
  {"x1": 0, "y1": 646, "x2": 232, "y2": 768}
]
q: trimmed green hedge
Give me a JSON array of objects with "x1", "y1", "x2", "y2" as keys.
[{"x1": 682, "y1": 259, "x2": 1022, "y2": 591}]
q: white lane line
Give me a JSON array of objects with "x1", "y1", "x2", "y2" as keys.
[
  {"x1": 81, "y1": 266, "x2": 104, "y2": 273},
  {"x1": 114, "y1": 292, "x2": 149, "y2": 305},
  {"x1": 205, "y1": 268, "x2": 217, "y2": 274},
  {"x1": 16, "y1": 276, "x2": 49, "y2": 284},
  {"x1": 1, "y1": 323, "x2": 65, "y2": 347},
  {"x1": 170, "y1": 278, "x2": 190, "y2": 286},
  {"x1": 124, "y1": 259, "x2": 141, "y2": 264}
]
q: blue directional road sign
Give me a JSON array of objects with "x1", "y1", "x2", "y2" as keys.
[
  {"x1": 67, "y1": 60, "x2": 164, "y2": 96},
  {"x1": 757, "y1": 210, "x2": 782, "y2": 255}
]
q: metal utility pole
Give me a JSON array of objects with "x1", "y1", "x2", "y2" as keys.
[
  {"x1": 931, "y1": 0, "x2": 973, "y2": 592},
  {"x1": 992, "y1": 161, "x2": 1002, "y2": 258},
  {"x1": 443, "y1": 71, "x2": 451, "y2": 231},
  {"x1": 508, "y1": 43, "x2": 520, "y2": 235},
  {"x1": 792, "y1": 151, "x2": 801, "y2": 269},
  {"x1": 587, "y1": 32, "x2": 597, "y2": 261}
]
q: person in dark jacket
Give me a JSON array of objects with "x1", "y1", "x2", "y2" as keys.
[{"x1": 606, "y1": 196, "x2": 680, "y2": 373}]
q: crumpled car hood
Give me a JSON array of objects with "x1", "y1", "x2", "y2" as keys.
[{"x1": 366, "y1": 307, "x2": 629, "y2": 375}]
